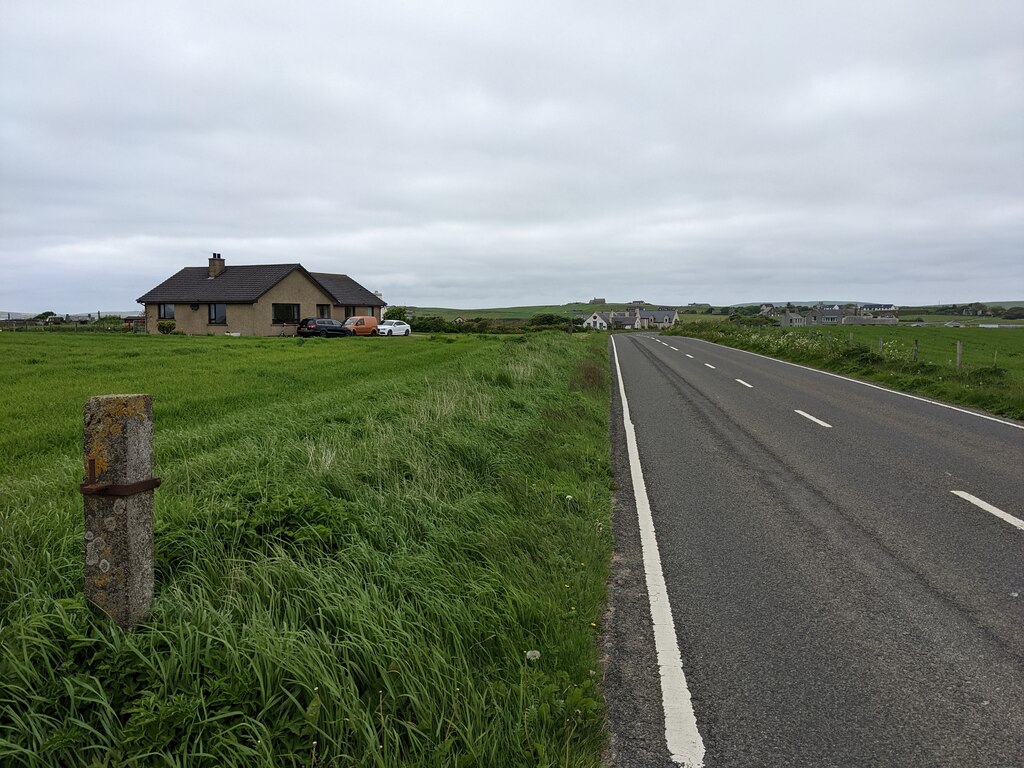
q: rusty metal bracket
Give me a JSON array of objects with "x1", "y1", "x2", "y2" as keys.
[{"x1": 79, "y1": 459, "x2": 161, "y2": 497}]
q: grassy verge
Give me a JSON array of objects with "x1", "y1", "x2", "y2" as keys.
[
  {"x1": 663, "y1": 323, "x2": 1024, "y2": 419},
  {"x1": 0, "y1": 332, "x2": 612, "y2": 767}
]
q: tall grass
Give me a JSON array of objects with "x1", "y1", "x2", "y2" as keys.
[
  {"x1": 0, "y1": 332, "x2": 612, "y2": 767},
  {"x1": 664, "y1": 322, "x2": 1024, "y2": 419}
]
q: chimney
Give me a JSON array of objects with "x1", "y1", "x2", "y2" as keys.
[{"x1": 208, "y1": 253, "x2": 225, "y2": 278}]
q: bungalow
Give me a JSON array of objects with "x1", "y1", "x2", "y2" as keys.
[
  {"x1": 804, "y1": 304, "x2": 847, "y2": 326},
  {"x1": 639, "y1": 309, "x2": 679, "y2": 329},
  {"x1": 582, "y1": 312, "x2": 611, "y2": 330},
  {"x1": 611, "y1": 315, "x2": 641, "y2": 330},
  {"x1": 137, "y1": 254, "x2": 385, "y2": 336}
]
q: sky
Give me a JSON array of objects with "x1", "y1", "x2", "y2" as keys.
[{"x1": 1, "y1": 1, "x2": 1022, "y2": 313}]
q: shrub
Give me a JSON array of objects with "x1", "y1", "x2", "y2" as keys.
[{"x1": 157, "y1": 321, "x2": 176, "y2": 334}]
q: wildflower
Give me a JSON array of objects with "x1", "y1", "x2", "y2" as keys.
[
  {"x1": 566, "y1": 495, "x2": 574, "y2": 501},
  {"x1": 525, "y1": 650, "x2": 541, "y2": 662}
]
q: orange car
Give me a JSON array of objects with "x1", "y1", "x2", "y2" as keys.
[{"x1": 343, "y1": 316, "x2": 379, "y2": 336}]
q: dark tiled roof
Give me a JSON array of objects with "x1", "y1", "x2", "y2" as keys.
[
  {"x1": 640, "y1": 310, "x2": 677, "y2": 323},
  {"x1": 310, "y1": 273, "x2": 386, "y2": 307},
  {"x1": 136, "y1": 264, "x2": 311, "y2": 304}
]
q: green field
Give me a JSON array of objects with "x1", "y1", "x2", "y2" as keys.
[
  {"x1": 0, "y1": 332, "x2": 612, "y2": 767},
  {"x1": 664, "y1": 322, "x2": 1024, "y2": 419},
  {"x1": 808, "y1": 324, "x2": 1024, "y2": 372}
]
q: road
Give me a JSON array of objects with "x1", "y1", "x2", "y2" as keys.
[{"x1": 602, "y1": 333, "x2": 1024, "y2": 768}]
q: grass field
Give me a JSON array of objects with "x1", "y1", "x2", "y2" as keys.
[
  {"x1": 809, "y1": 324, "x2": 1024, "y2": 372},
  {"x1": 0, "y1": 331, "x2": 613, "y2": 767},
  {"x1": 897, "y1": 313, "x2": 1024, "y2": 327},
  {"x1": 664, "y1": 322, "x2": 1024, "y2": 419}
]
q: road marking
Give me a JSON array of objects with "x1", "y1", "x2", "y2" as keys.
[
  {"x1": 685, "y1": 354, "x2": 694, "y2": 359},
  {"x1": 951, "y1": 491, "x2": 1024, "y2": 532},
  {"x1": 670, "y1": 346, "x2": 679, "y2": 351},
  {"x1": 735, "y1": 379, "x2": 753, "y2": 388},
  {"x1": 680, "y1": 338, "x2": 1024, "y2": 431},
  {"x1": 611, "y1": 337, "x2": 705, "y2": 767},
  {"x1": 795, "y1": 410, "x2": 833, "y2": 428},
  {"x1": 704, "y1": 363, "x2": 716, "y2": 369}
]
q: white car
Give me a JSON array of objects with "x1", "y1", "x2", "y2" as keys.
[{"x1": 379, "y1": 319, "x2": 411, "y2": 336}]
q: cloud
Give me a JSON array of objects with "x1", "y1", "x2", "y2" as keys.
[{"x1": 1, "y1": 0, "x2": 1022, "y2": 312}]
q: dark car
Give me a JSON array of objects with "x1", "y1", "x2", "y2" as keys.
[{"x1": 296, "y1": 318, "x2": 353, "y2": 338}]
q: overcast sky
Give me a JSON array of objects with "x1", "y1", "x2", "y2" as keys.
[{"x1": 1, "y1": 1, "x2": 1022, "y2": 313}]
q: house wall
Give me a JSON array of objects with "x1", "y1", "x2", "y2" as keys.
[
  {"x1": 144, "y1": 270, "x2": 340, "y2": 336},
  {"x1": 250, "y1": 271, "x2": 338, "y2": 335},
  {"x1": 841, "y1": 316, "x2": 898, "y2": 326},
  {"x1": 332, "y1": 305, "x2": 382, "y2": 321}
]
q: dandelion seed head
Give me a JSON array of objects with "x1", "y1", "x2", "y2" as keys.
[{"x1": 525, "y1": 649, "x2": 541, "y2": 661}]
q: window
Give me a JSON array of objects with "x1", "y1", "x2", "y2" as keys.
[
  {"x1": 344, "y1": 306, "x2": 355, "y2": 319},
  {"x1": 316, "y1": 304, "x2": 331, "y2": 319},
  {"x1": 272, "y1": 303, "x2": 300, "y2": 324},
  {"x1": 208, "y1": 303, "x2": 227, "y2": 324},
  {"x1": 158, "y1": 303, "x2": 175, "y2": 320}
]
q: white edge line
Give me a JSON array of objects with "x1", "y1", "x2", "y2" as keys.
[
  {"x1": 951, "y1": 491, "x2": 1024, "y2": 532},
  {"x1": 735, "y1": 379, "x2": 753, "y2": 388},
  {"x1": 612, "y1": 336, "x2": 705, "y2": 767},
  {"x1": 679, "y1": 337, "x2": 1024, "y2": 431},
  {"x1": 795, "y1": 409, "x2": 833, "y2": 428}
]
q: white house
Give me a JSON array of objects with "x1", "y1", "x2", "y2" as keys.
[{"x1": 583, "y1": 312, "x2": 610, "y2": 330}]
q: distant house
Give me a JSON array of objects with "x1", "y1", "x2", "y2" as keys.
[
  {"x1": 778, "y1": 311, "x2": 805, "y2": 327},
  {"x1": 583, "y1": 312, "x2": 610, "y2": 330},
  {"x1": 136, "y1": 254, "x2": 385, "y2": 336},
  {"x1": 588, "y1": 297, "x2": 606, "y2": 304},
  {"x1": 804, "y1": 304, "x2": 847, "y2": 326},
  {"x1": 842, "y1": 316, "x2": 898, "y2": 326},
  {"x1": 639, "y1": 309, "x2": 679, "y2": 328},
  {"x1": 858, "y1": 303, "x2": 898, "y2": 316},
  {"x1": 611, "y1": 315, "x2": 641, "y2": 330}
]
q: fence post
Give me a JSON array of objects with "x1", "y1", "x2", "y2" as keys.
[
  {"x1": 913, "y1": 339, "x2": 919, "y2": 362},
  {"x1": 81, "y1": 394, "x2": 159, "y2": 629},
  {"x1": 956, "y1": 340, "x2": 963, "y2": 370},
  {"x1": 878, "y1": 337, "x2": 884, "y2": 353}
]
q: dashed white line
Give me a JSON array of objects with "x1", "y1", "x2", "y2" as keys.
[
  {"x1": 795, "y1": 409, "x2": 833, "y2": 428},
  {"x1": 735, "y1": 379, "x2": 753, "y2": 388},
  {"x1": 685, "y1": 354, "x2": 694, "y2": 359},
  {"x1": 611, "y1": 337, "x2": 705, "y2": 767},
  {"x1": 670, "y1": 346, "x2": 679, "y2": 351},
  {"x1": 704, "y1": 363, "x2": 716, "y2": 369},
  {"x1": 680, "y1": 337, "x2": 1024, "y2": 431},
  {"x1": 951, "y1": 491, "x2": 1024, "y2": 532}
]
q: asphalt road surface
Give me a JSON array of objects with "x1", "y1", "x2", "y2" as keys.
[{"x1": 602, "y1": 333, "x2": 1024, "y2": 768}]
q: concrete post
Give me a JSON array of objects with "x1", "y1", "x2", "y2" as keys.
[
  {"x1": 956, "y1": 340, "x2": 963, "y2": 370},
  {"x1": 82, "y1": 394, "x2": 158, "y2": 629},
  {"x1": 913, "y1": 339, "x2": 919, "y2": 362}
]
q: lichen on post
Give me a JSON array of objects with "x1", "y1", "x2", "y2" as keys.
[{"x1": 82, "y1": 394, "x2": 156, "y2": 629}]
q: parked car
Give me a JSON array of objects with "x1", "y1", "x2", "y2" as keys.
[
  {"x1": 379, "y1": 320, "x2": 411, "y2": 336},
  {"x1": 343, "y1": 315, "x2": 379, "y2": 336},
  {"x1": 296, "y1": 318, "x2": 353, "y2": 337}
]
